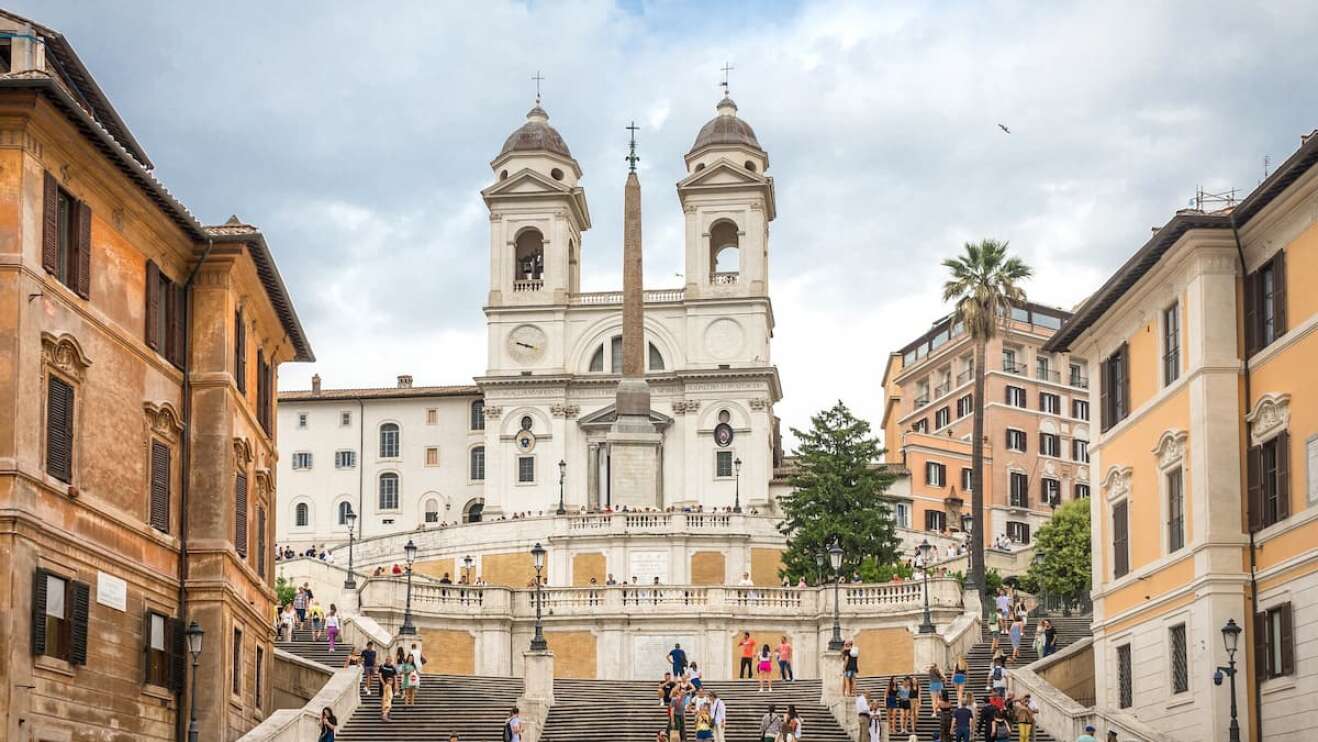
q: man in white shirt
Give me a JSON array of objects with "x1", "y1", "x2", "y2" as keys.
[
  {"x1": 711, "y1": 692, "x2": 727, "y2": 742},
  {"x1": 855, "y1": 689, "x2": 871, "y2": 742}
]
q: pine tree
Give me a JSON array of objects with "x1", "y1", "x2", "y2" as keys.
[{"x1": 778, "y1": 400, "x2": 901, "y2": 583}]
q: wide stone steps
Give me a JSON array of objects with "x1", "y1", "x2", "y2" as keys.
[{"x1": 337, "y1": 674, "x2": 524, "y2": 741}]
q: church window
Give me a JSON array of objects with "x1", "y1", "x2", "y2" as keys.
[
  {"x1": 379, "y1": 423, "x2": 400, "y2": 458},
  {"x1": 470, "y1": 401, "x2": 485, "y2": 431},
  {"x1": 517, "y1": 456, "x2": 535, "y2": 483},
  {"x1": 589, "y1": 346, "x2": 605, "y2": 372},
  {"x1": 424, "y1": 499, "x2": 439, "y2": 524},
  {"x1": 520, "y1": 416, "x2": 533, "y2": 431},
  {"x1": 514, "y1": 229, "x2": 545, "y2": 285},
  {"x1": 550, "y1": 168, "x2": 564, "y2": 181},
  {"x1": 744, "y1": 160, "x2": 756, "y2": 172},
  {"x1": 709, "y1": 220, "x2": 740, "y2": 277},
  {"x1": 590, "y1": 337, "x2": 668, "y2": 373},
  {"x1": 337, "y1": 501, "x2": 352, "y2": 526},
  {"x1": 649, "y1": 343, "x2": 665, "y2": 371},
  {"x1": 378, "y1": 473, "x2": 399, "y2": 510},
  {"x1": 470, "y1": 446, "x2": 486, "y2": 481},
  {"x1": 294, "y1": 502, "x2": 309, "y2": 527},
  {"x1": 715, "y1": 450, "x2": 734, "y2": 478},
  {"x1": 611, "y1": 336, "x2": 623, "y2": 372}
]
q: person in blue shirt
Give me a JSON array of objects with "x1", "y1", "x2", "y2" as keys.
[
  {"x1": 1076, "y1": 724, "x2": 1098, "y2": 742},
  {"x1": 668, "y1": 643, "x2": 689, "y2": 678},
  {"x1": 951, "y1": 694, "x2": 976, "y2": 742}
]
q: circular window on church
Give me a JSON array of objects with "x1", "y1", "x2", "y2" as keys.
[
  {"x1": 695, "y1": 163, "x2": 706, "y2": 172},
  {"x1": 718, "y1": 410, "x2": 731, "y2": 424},
  {"x1": 500, "y1": 169, "x2": 508, "y2": 180},
  {"x1": 744, "y1": 161, "x2": 756, "y2": 172},
  {"x1": 550, "y1": 168, "x2": 564, "y2": 181},
  {"x1": 520, "y1": 415, "x2": 533, "y2": 432}
]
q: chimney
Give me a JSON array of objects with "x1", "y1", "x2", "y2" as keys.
[
  {"x1": 397, "y1": 374, "x2": 413, "y2": 389},
  {"x1": 311, "y1": 374, "x2": 322, "y2": 394},
  {"x1": 1302, "y1": 129, "x2": 1318, "y2": 145}
]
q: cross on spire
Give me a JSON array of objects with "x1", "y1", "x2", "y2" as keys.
[
  {"x1": 720, "y1": 62, "x2": 735, "y2": 96},
  {"x1": 532, "y1": 70, "x2": 545, "y2": 104},
  {"x1": 625, "y1": 121, "x2": 640, "y2": 172}
]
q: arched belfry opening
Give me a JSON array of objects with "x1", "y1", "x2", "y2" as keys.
[
  {"x1": 709, "y1": 220, "x2": 740, "y2": 283},
  {"x1": 514, "y1": 228, "x2": 545, "y2": 290}
]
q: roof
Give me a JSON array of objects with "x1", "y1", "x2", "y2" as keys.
[
  {"x1": 280, "y1": 384, "x2": 481, "y2": 403},
  {"x1": 688, "y1": 96, "x2": 763, "y2": 156},
  {"x1": 499, "y1": 105, "x2": 574, "y2": 160},
  {"x1": 205, "y1": 219, "x2": 315, "y2": 363}
]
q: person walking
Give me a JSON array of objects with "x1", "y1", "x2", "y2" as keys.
[
  {"x1": 951, "y1": 695, "x2": 975, "y2": 742},
  {"x1": 279, "y1": 603, "x2": 296, "y2": 642},
  {"x1": 668, "y1": 643, "x2": 689, "y2": 679},
  {"x1": 504, "y1": 707, "x2": 523, "y2": 742},
  {"x1": 1075, "y1": 724, "x2": 1098, "y2": 742},
  {"x1": 937, "y1": 689, "x2": 954, "y2": 742},
  {"x1": 952, "y1": 656, "x2": 968, "y2": 704},
  {"x1": 710, "y1": 692, "x2": 727, "y2": 742},
  {"x1": 783, "y1": 706, "x2": 800, "y2": 742},
  {"x1": 410, "y1": 642, "x2": 426, "y2": 673},
  {"x1": 907, "y1": 674, "x2": 922, "y2": 728},
  {"x1": 309, "y1": 598, "x2": 325, "y2": 642},
  {"x1": 361, "y1": 641, "x2": 378, "y2": 696},
  {"x1": 668, "y1": 683, "x2": 687, "y2": 741},
  {"x1": 689, "y1": 662, "x2": 703, "y2": 690},
  {"x1": 378, "y1": 653, "x2": 397, "y2": 721},
  {"x1": 756, "y1": 643, "x2": 774, "y2": 693},
  {"x1": 1009, "y1": 613, "x2": 1024, "y2": 662},
  {"x1": 842, "y1": 640, "x2": 860, "y2": 697},
  {"x1": 318, "y1": 707, "x2": 337, "y2": 742},
  {"x1": 854, "y1": 689, "x2": 871, "y2": 742},
  {"x1": 988, "y1": 657, "x2": 1009, "y2": 700},
  {"x1": 293, "y1": 587, "x2": 308, "y2": 630},
  {"x1": 929, "y1": 665, "x2": 946, "y2": 719},
  {"x1": 325, "y1": 605, "x2": 340, "y2": 653},
  {"x1": 1014, "y1": 692, "x2": 1037, "y2": 742},
  {"x1": 777, "y1": 636, "x2": 794, "y2": 682},
  {"x1": 738, "y1": 632, "x2": 756, "y2": 679},
  {"x1": 1042, "y1": 619, "x2": 1058, "y2": 657},
  {"x1": 400, "y1": 652, "x2": 419, "y2": 706},
  {"x1": 989, "y1": 708, "x2": 1013, "y2": 741},
  {"x1": 758, "y1": 703, "x2": 782, "y2": 742}
]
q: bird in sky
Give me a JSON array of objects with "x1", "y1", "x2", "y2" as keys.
[{"x1": 998, "y1": 123, "x2": 1011, "y2": 134}]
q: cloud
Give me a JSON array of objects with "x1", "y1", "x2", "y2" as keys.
[{"x1": 17, "y1": 0, "x2": 1318, "y2": 448}]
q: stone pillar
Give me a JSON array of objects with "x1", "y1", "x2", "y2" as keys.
[
  {"x1": 913, "y1": 628, "x2": 946, "y2": 674},
  {"x1": 518, "y1": 649, "x2": 556, "y2": 742},
  {"x1": 819, "y1": 649, "x2": 856, "y2": 739}
]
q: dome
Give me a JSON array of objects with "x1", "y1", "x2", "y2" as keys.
[
  {"x1": 688, "y1": 96, "x2": 763, "y2": 155},
  {"x1": 499, "y1": 105, "x2": 574, "y2": 160}
]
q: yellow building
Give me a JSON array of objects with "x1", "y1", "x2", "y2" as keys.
[{"x1": 1043, "y1": 130, "x2": 1318, "y2": 741}]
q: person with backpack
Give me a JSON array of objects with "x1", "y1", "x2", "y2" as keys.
[
  {"x1": 668, "y1": 643, "x2": 689, "y2": 678},
  {"x1": 693, "y1": 706, "x2": 715, "y2": 741},
  {"x1": 987, "y1": 657, "x2": 1008, "y2": 699},
  {"x1": 504, "y1": 706, "x2": 523, "y2": 742},
  {"x1": 990, "y1": 709, "x2": 1013, "y2": 741},
  {"x1": 782, "y1": 706, "x2": 800, "y2": 742}
]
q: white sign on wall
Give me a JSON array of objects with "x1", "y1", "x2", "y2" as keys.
[
  {"x1": 628, "y1": 550, "x2": 669, "y2": 584},
  {"x1": 96, "y1": 571, "x2": 127, "y2": 612},
  {"x1": 633, "y1": 633, "x2": 700, "y2": 680}
]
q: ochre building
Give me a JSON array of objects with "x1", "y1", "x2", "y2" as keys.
[{"x1": 0, "y1": 11, "x2": 312, "y2": 741}]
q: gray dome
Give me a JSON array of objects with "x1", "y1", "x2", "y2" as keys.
[
  {"x1": 689, "y1": 97, "x2": 763, "y2": 154},
  {"x1": 499, "y1": 105, "x2": 574, "y2": 159}
]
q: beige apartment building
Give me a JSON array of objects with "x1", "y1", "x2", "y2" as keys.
[{"x1": 881, "y1": 303, "x2": 1091, "y2": 547}]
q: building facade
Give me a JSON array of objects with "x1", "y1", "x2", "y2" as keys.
[
  {"x1": 278, "y1": 95, "x2": 785, "y2": 550},
  {"x1": 0, "y1": 12, "x2": 312, "y2": 742},
  {"x1": 1043, "y1": 129, "x2": 1318, "y2": 741},
  {"x1": 881, "y1": 304, "x2": 1091, "y2": 546}
]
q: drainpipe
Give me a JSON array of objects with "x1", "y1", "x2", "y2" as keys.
[
  {"x1": 1229, "y1": 216, "x2": 1262, "y2": 742},
  {"x1": 176, "y1": 237, "x2": 214, "y2": 742}
]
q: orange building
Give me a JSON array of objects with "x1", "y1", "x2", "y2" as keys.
[
  {"x1": 0, "y1": 12, "x2": 312, "y2": 741},
  {"x1": 1042, "y1": 129, "x2": 1318, "y2": 741},
  {"x1": 881, "y1": 303, "x2": 1090, "y2": 547}
]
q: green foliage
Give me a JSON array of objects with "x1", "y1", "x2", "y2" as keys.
[
  {"x1": 984, "y1": 568, "x2": 1004, "y2": 593},
  {"x1": 778, "y1": 401, "x2": 901, "y2": 583},
  {"x1": 941, "y1": 239, "x2": 1033, "y2": 343},
  {"x1": 857, "y1": 558, "x2": 914, "y2": 583},
  {"x1": 275, "y1": 573, "x2": 296, "y2": 608},
  {"x1": 1025, "y1": 498, "x2": 1092, "y2": 598}
]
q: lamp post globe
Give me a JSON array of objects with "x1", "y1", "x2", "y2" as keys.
[
  {"x1": 399, "y1": 539, "x2": 418, "y2": 635},
  {"x1": 1220, "y1": 618, "x2": 1243, "y2": 742},
  {"x1": 530, "y1": 542, "x2": 548, "y2": 651},
  {"x1": 917, "y1": 538, "x2": 936, "y2": 634},
  {"x1": 556, "y1": 459, "x2": 567, "y2": 515},
  {"x1": 185, "y1": 620, "x2": 204, "y2": 742},
  {"x1": 827, "y1": 541, "x2": 844, "y2": 651},
  {"x1": 343, "y1": 507, "x2": 358, "y2": 590}
]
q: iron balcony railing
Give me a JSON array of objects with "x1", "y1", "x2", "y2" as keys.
[{"x1": 1002, "y1": 361, "x2": 1027, "y2": 375}]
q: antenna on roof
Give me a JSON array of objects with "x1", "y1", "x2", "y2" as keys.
[
  {"x1": 1189, "y1": 186, "x2": 1238, "y2": 212},
  {"x1": 1262, "y1": 154, "x2": 1271, "y2": 183}
]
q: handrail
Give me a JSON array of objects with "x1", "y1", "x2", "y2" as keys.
[{"x1": 237, "y1": 655, "x2": 361, "y2": 742}]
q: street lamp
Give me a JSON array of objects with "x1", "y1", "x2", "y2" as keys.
[
  {"x1": 814, "y1": 551, "x2": 825, "y2": 587},
  {"x1": 399, "y1": 539, "x2": 417, "y2": 635},
  {"x1": 733, "y1": 457, "x2": 743, "y2": 513},
  {"x1": 463, "y1": 554, "x2": 474, "y2": 583},
  {"x1": 343, "y1": 506, "x2": 358, "y2": 590},
  {"x1": 530, "y1": 542, "x2": 548, "y2": 651},
  {"x1": 556, "y1": 459, "x2": 567, "y2": 515},
  {"x1": 185, "y1": 620, "x2": 204, "y2": 742},
  {"x1": 828, "y1": 540, "x2": 844, "y2": 651},
  {"x1": 917, "y1": 539, "x2": 936, "y2": 634},
  {"x1": 1214, "y1": 618, "x2": 1243, "y2": 742}
]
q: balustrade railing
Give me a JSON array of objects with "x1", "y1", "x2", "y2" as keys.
[
  {"x1": 1036, "y1": 368, "x2": 1061, "y2": 383},
  {"x1": 571, "y1": 288, "x2": 686, "y2": 305},
  {"x1": 711, "y1": 272, "x2": 739, "y2": 286},
  {"x1": 513, "y1": 278, "x2": 543, "y2": 292},
  {"x1": 1069, "y1": 374, "x2": 1089, "y2": 389},
  {"x1": 1003, "y1": 361, "x2": 1027, "y2": 375}
]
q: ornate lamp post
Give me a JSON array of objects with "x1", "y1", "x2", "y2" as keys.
[
  {"x1": 343, "y1": 506, "x2": 358, "y2": 590},
  {"x1": 399, "y1": 539, "x2": 418, "y2": 635},
  {"x1": 185, "y1": 620, "x2": 204, "y2": 742},
  {"x1": 814, "y1": 551, "x2": 825, "y2": 587},
  {"x1": 917, "y1": 538, "x2": 936, "y2": 634},
  {"x1": 530, "y1": 542, "x2": 548, "y2": 651},
  {"x1": 828, "y1": 541, "x2": 844, "y2": 651},
  {"x1": 1214, "y1": 618, "x2": 1243, "y2": 742},
  {"x1": 732, "y1": 457, "x2": 743, "y2": 513},
  {"x1": 556, "y1": 459, "x2": 567, "y2": 515},
  {"x1": 463, "y1": 554, "x2": 474, "y2": 583}
]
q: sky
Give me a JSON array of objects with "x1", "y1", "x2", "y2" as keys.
[{"x1": 18, "y1": 0, "x2": 1318, "y2": 449}]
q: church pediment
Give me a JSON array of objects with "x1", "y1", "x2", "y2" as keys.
[
  {"x1": 676, "y1": 159, "x2": 767, "y2": 189},
  {"x1": 578, "y1": 403, "x2": 674, "y2": 431},
  {"x1": 481, "y1": 168, "x2": 573, "y2": 197}
]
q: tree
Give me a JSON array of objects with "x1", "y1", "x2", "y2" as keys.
[
  {"x1": 275, "y1": 573, "x2": 296, "y2": 608},
  {"x1": 778, "y1": 401, "x2": 901, "y2": 582},
  {"x1": 941, "y1": 239, "x2": 1031, "y2": 595},
  {"x1": 1025, "y1": 498, "x2": 1091, "y2": 600}
]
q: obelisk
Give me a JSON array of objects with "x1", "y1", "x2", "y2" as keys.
[{"x1": 609, "y1": 122, "x2": 662, "y2": 508}]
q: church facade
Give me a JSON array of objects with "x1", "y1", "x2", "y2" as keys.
[{"x1": 278, "y1": 96, "x2": 786, "y2": 547}]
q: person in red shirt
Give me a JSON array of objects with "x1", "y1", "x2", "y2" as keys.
[
  {"x1": 777, "y1": 636, "x2": 794, "y2": 681},
  {"x1": 738, "y1": 632, "x2": 756, "y2": 679}
]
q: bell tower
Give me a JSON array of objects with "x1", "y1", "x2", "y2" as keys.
[{"x1": 482, "y1": 103, "x2": 591, "y2": 306}]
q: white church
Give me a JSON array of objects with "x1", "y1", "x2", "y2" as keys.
[{"x1": 276, "y1": 94, "x2": 790, "y2": 548}]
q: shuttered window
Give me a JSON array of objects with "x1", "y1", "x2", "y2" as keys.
[
  {"x1": 1244, "y1": 251, "x2": 1287, "y2": 356},
  {"x1": 1101, "y1": 343, "x2": 1130, "y2": 432},
  {"x1": 1248, "y1": 432, "x2": 1290, "y2": 531},
  {"x1": 30, "y1": 569, "x2": 88, "y2": 665},
  {"x1": 46, "y1": 376, "x2": 75, "y2": 483},
  {"x1": 1113, "y1": 500, "x2": 1130, "y2": 578},
  {"x1": 232, "y1": 627, "x2": 243, "y2": 696},
  {"x1": 924, "y1": 509, "x2": 946, "y2": 532},
  {"x1": 1167, "y1": 468, "x2": 1185, "y2": 553},
  {"x1": 144, "y1": 611, "x2": 169, "y2": 686},
  {"x1": 1010, "y1": 472, "x2": 1029, "y2": 508},
  {"x1": 257, "y1": 507, "x2": 267, "y2": 578},
  {"x1": 256, "y1": 350, "x2": 271, "y2": 434},
  {"x1": 144, "y1": 261, "x2": 185, "y2": 368},
  {"x1": 235, "y1": 472, "x2": 248, "y2": 557},
  {"x1": 42, "y1": 171, "x2": 91, "y2": 298},
  {"x1": 1163, "y1": 302, "x2": 1180, "y2": 385},
  {"x1": 234, "y1": 309, "x2": 246, "y2": 394},
  {"x1": 150, "y1": 441, "x2": 170, "y2": 533},
  {"x1": 1255, "y1": 603, "x2": 1295, "y2": 680},
  {"x1": 925, "y1": 461, "x2": 946, "y2": 486},
  {"x1": 255, "y1": 645, "x2": 264, "y2": 708}
]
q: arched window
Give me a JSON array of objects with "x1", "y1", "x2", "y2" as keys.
[
  {"x1": 379, "y1": 423, "x2": 399, "y2": 458},
  {"x1": 589, "y1": 337, "x2": 667, "y2": 373},
  {"x1": 514, "y1": 229, "x2": 545, "y2": 286},
  {"x1": 295, "y1": 502, "x2": 309, "y2": 527},
  {"x1": 378, "y1": 473, "x2": 399, "y2": 510},
  {"x1": 337, "y1": 501, "x2": 352, "y2": 526},
  {"x1": 424, "y1": 498, "x2": 439, "y2": 524},
  {"x1": 589, "y1": 346, "x2": 604, "y2": 372},
  {"x1": 470, "y1": 400, "x2": 485, "y2": 431},
  {"x1": 464, "y1": 499, "x2": 484, "y2": 524},
  {"x1": 710, "y1": 220, "x2": 740, "y2": 278},
  {"x1": 470, "y1": 446, "x2": 486, "y2": 481},
  {"x1": 649, "y1": 343, "x2": 665, "y2": 371}
]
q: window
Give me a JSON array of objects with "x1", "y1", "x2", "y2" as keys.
[
  {"x1": 520, "y1": 415, "x2": 533, "y2": 431},
  {"x1": 145, "y1": 612, "x2": 169, "y2": 687},
  {"x1": 1248, "y1": 432, "x2": 1290, "y2": 531},
  {"x1": 611, "y1": 336, "x2": 623, "y2": 373},
  {"x1": 649, "y1": 343, "x2": 665, "y2": 371},
  {"x1": 1101, "y1": 344, "x2": 1130, "y2": 431},
  {"x1": 1075, "y1": 483, "x2": 1091, "y2": 499},
  {"x1": 337, "y1": 501, "x2": 352, "y2": 526},
  {"x1": 1040, "y1": 433, "x2": 1060, "y2": 457},
  {"x1": 425, "y1": 447, "x2": 439, "y2": 466},
  {"x1": 469, "y1": 446, "x2": 485, "y2": 481},
  {"x1": 1072, "y1": 439, "x2": 1090, "y2": 463},
  {"x1": 1072, "y1": 399, "x2": 1089, "y2": 421},
  {"x1": 517, "y1": 456, "x2": 535, "y2": 483},
  {"x1": 234, "y1": 472, "x2": 248, "y2": 557},
  {"x1": 470, "y1": 401, "x2": 486, "y2": 431},
  {"x1": 424, "y1": 499, "x2": 439, "y2": 524},
  {"x1": 911, "y1": 418, "x2": 928, "y2": 434},
  {"x1": 234, "y1": 309, "x2": 246, "y2": 394},
  {"x1": 149, "y1": 441, "x2": 170, "y2": 533},
  {"x1": 291, "y1": 452, "x2": 312, "y2": 470},
  {"x1": 255, "y1": 645, "x2": 264, "y2": 708},
  {"x1": 335, "y1": 450, "x2": 356, "y2": 469},
  {"x1": 961, "y1": 467, "x2": 973, "y2": 492},
  {"x1": 379, "y1": 423, "x2": 400, "y2": 458},
  {"x1": 934, "y1": 407, "x2": 950, "y2": 429},
  {"x1": 1167, "y1": 469, "x2": 1185, "y2": 552},
  {"x1": 145, "y1": 261, "x2": 184, "y2": 367},
  {"x1": 925, "y1": 461, "x2": 946, "y2": 487},
  {"x1": 1256, "y1": 603, "x2": 1295, "y2": 680},
  {"x1": 1040, "y1": 393, "x2": 1060, "y2": 415},
  {"x1": 297, "y1": 413, "x2": 308, "y2": 429},
  {"x1": 1006, "y1": 429, "x2": 1027, "y2": 452},
  {"x1": 42, "y1": 172, "x2": 90, "y2": 298},
  {"x1": 256, "y1": 506, "x2": 266, "y2": 578},
  {"x1": 426, "y1": 408, "x2": 438, "y2": 425},
  {"x1": 1163, "y1": 302, "x2": 1180, "y2": 385},
  {"x1": 1042, "y1": 478, "x2": 1061, "y2": 507},
  {"x1": 1005, "y1": 386, "x2": 1027, "y2": 408},
  {"x1": 1006, "y1": 521, "x2": 1031, "y2": 544},
  {"x1": 925, "y1": 510, "x2": 946, "y2": 532},
  {"x1": 378, "y1": 473, "x2": 399, "y2": 510},
  {"x1": 710, "y1": 219, "x2": 741, "y2": 276},
  {"x1": 295, "y1": 502, "x2": 309, "y2": 527},
  {"x1": 716, "y1": 450, "x2": 734, "y2": 478},
  {"x1": 1069, "y1": 362, "x2": 1087, "y2": 388},
  {"x1": 33, "y1": 569, "x2": 84, "y2": 663},
  {"x1": 46, "y1": 375, "x2": 75, "y2": 484},
  {"x1": 1036, "y1": 356, "x2": 1050, "y2": 379},
  {"x1": 1009, "y1": 472, "x2": 1029, "y2": 508},
  {"x1": 1003, "y1": 348, "x2": 1019, "y2": 373},
  {"x1": 1113, "y1": 500, "x2": 1129, "y2": 578},
  {"x1": 893, "y1": 502, "x2": 910, "y2": 529},
  {"x1": 1244, "y1": 251, "x2": 1287, "y2": 355},
  {"x1": 340, "y1": 411, "x2": 351, "y2": 427},
  {"x1": 1170, "y1": 624, "x2": 1188, "y2": 694},
  {"x1": 232, "y1": 628, "x2": 242, "y2": 696},
  {"x1": 1117, "y1": 643, "x2": 1133, "y2": 708},
  {"x1": 515, "y1": 228, "x2": 545, "y2": 282},
  {"x1": 256, "y1": 350, "x2": 273, "y2": 434},
  {"x1": 956, "y1": 394, "x2": 973, "y2": 418}
]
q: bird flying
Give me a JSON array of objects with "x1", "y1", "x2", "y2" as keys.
[{"x1": 998, "y1": 123, "x2": 1011, "y2": 134}]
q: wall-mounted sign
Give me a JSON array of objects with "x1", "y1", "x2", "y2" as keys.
[
  {"x1": 713, "y1": 423, "x2": 734, "y2": 447},
  {"x1": 96, "y1": 571, "x2": 127, "y2": 612}
]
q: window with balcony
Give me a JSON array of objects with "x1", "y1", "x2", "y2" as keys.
[
  {"x1": 1009, "y1": 472, "x2": 1029, "y2": 508},
  {"x1": 934, "y1": 407, "x2": 950, "y2": 429},
  {"x1": 514, "y1": 228, "x2": 545, "y2": 289},
  {"x1": 911, "y1": 418, "x2": 929, "y2": 434},
  {"x1": 1069, "y1": 362, "x2": 1088, "y2": 388},
  {"x1": 1040, "y1": 392, "x2": 1060, "y2": 415},
  {"x1": 925, "y1": 461, "x2": 946, "y2": 487},
  {"x1": 1036, "y1": 356, "x2": 1058, "y2": 382},
  {"x1": 1006, "y1": 521, "x2": 1030, "y2": 544},
  {"x1": 1006, "y1": 429, "x2": 1027, "y2": 452},
  {"x1": 1040, "y1": 433, "x2": 1060, "y2": 457},
  {"x1": 1006, "y1": 386, "x2": 1027, "y2": 408},
  {"x1": 1003, "y1": 348, "x2": 1024, "y2": 375},
  {"x1": 709, "y1": 220, "x2": 740, "y2": 284}
]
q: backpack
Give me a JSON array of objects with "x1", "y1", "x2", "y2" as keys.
[
  {"x1": 992, "y1": 666, "x2": 1004, "y2": 682},
  {"x1": 503, "y1": 720, "x2": 514, "y2": 742}
]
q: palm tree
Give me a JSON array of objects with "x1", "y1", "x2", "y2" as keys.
[{"x1": 941, "y1": 239, "x2": 1031, "y2": 601}]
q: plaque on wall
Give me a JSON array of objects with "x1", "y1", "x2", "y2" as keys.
[
  {"x1": 96, "y1": 571, "x2": 127, "y2": 612},
  {"x1": 713, "y1": 423, "x2": 734, "y2": 447}
]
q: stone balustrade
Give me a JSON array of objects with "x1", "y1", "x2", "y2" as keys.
[{"x1": 570, "y1": 288, "x2": 686, "y2": 305}]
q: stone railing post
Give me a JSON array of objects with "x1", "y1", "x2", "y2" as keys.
[
  {"x1": 913, "y1": 628, "x2": 946, "y2": 674},
  {"x1": 819, "y1": 649, "x2": 857, "y2": 740},
  {"x1": 517, "y1": 649, "x2": 555, "y2": 742}
]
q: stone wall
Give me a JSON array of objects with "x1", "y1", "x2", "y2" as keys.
[
  {"x1": 690, "y1": 551, "x2": 726, "y2": 585},
  {"x1": 418, "y1": 628, "x2": 476, "y2": 676},
  {"x1": 271, "y1": 650, "x2": 333, "y2": 711},
  {"x1": 1037, "y1": 639, "x2": 1095, "y2": 704}
]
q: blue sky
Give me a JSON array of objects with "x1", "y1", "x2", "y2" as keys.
[{"x1": 15, "y1": 0, "x2": 1318, "y2": 447}]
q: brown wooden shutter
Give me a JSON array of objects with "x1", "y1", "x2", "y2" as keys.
[
  {"x1": 31, "y1": 568, "x2": 49, "y2": 655},
  {"x1": 142, "y1": 610, "x2": 154, "y2": 684},
  {"x1": 1112, "y1": 500, "x2": 1129, "y2": 578},
  {"x1": 1279, "y1": 603, "x2": 1295, "y2": 676},
  {"x1": 257, "y1": 507, "x2": 267, "y2": 578},
  {"x1": 150, "y1": 441, "x2": 170, "y2": 532},
  {"x1": 1100, "y1": 356, "x2": 1111, "y2": 431},
  {"x1": 75, "y1": 200, "x2": 91, "y2": 299},
  {"x1": 69, "y1": 580, "x2": 90, "y2": 665},
  {"x1": 170, "y1": 618, "x2": 187, "y2": 693},
  {"x1": 1119, "y1": 343, "x2": 1130, "y2": 421},
  {"x1": 164, "y1": 279, "x2": 179, "y2": 366},
  {"x1": 1272, "y1": 251, "x2": 1287, "y2": 339},
  {"x1": 43, "y1": 171, "x2": 60, "y2": 274},
  {"x1": 1246, "y1": 444, "x2": 1263, "y2": 531},
  {"x1": 1243, "y1": 270, "x2": 1258, "y2": 356},
  {"x1": 145, "y1": 261, "x2": 161, "y2": 350},
  {"x1": 235, "y1": 472, "x2": 248, "y2": 557},
  {"x1": 46, "y1": 376, "x2": 74, "y2": 483},
  {"x1": 234, "y1": 309, "x2": 246, "y2": 394},
  {"x1": 1275, "y1": 431, "x2": 1290, "y2": 521},
  {"x1": 1254, "y1": 611, "x2": 1267, "y2": 679}
]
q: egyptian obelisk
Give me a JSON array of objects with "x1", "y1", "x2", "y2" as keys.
[{"x1": 608, "y1": 122, "x2": 663, "y2": 508}]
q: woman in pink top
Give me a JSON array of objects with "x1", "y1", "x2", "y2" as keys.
[{"x1": 777, "y1": 636, "x2": 794, "y2": 681}]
